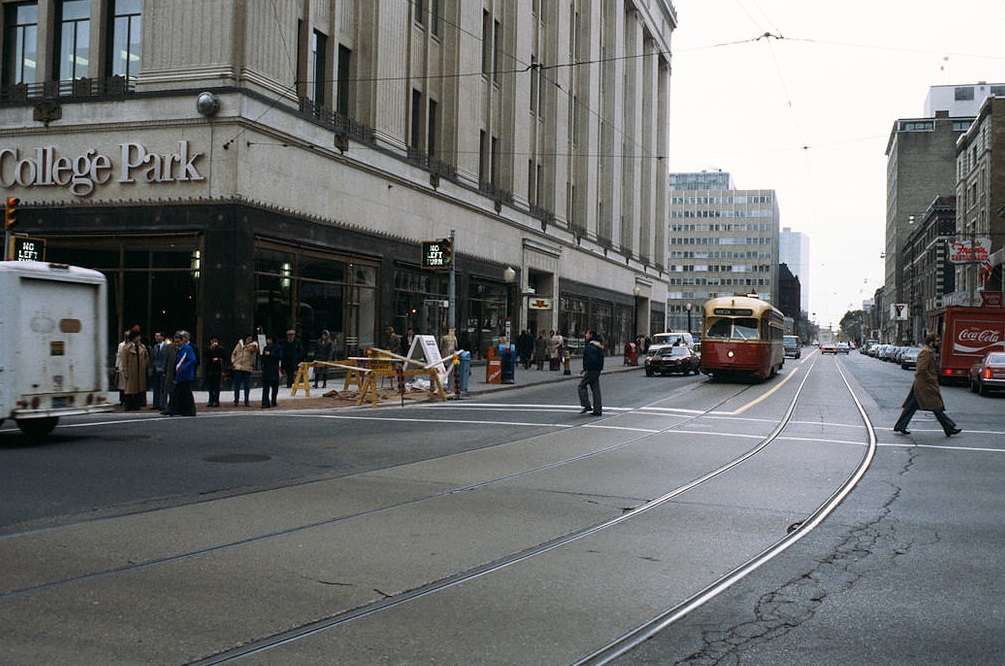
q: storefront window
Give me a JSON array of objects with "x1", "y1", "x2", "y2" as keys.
[
  {"x1": 393, "y1": 263, "x2": 449, "y2": 342},
  {"x1": 45, "y1": 236, "x2": 199, "y2": 366},
  {"x1": 591, "y1": 300, "x2": 613, "y2": 354},
  {"x1": 613, "y1": 303, "x2": 633, "y2": 356},
  {"x1": 464, "y1": 278, "x2": 506, "y2": 358},
  {"x1": 560, "y1": 294, "x2": 588, "y2": 341},
  {"x1": 254, "y1": 244, "x2": 377, "y2": 358},
  {"x1": 650, "y1": 309, "x2": 665, "y2": 336}
]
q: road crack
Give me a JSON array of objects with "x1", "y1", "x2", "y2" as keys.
[{"x1": 679, "y1": 446, "x2": 936, "y2": 664}]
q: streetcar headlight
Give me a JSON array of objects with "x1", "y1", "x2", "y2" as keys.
[{"x1": 727, "y1": 350, "x2": 735, "y2": 358}]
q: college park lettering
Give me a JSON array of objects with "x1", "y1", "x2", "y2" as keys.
[{"x1": 0, "y1": 142, "x2": 205, "y2": 197}]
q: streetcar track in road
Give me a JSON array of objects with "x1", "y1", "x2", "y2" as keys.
[
  {"x1": 187, "y1": 366, "x2": 824, "y2": 664},
  {"x1": 575, "y1": 357, "x2": 878, "y2": 665},
  {"x1": 3, "y1": 360, "x2": 833, "y2": 665},
  {"x1": 0, "y1": 375, "x2": 766, "y2": 602}
]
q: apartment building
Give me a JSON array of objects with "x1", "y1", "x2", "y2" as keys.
[
  {"x1": 952, "y1": 95, "x2": 1005, "y2": 307},
  {"x1": 667, "y1": 171, "x2": 780, "y2": 333},
  {"x1": 0, "y1": 0, "x2": 674, "y2": 361}
]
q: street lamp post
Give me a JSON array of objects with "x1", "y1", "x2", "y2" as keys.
[
  {"x1": 632, "y1": 285, "x2": 640, "y2": 339},
  {"x1": 686, "y1": 302, "x2": 692, "y2": 335},
  {"x1": 503, "y1": 266, "x2": 516, "y2": 341}
]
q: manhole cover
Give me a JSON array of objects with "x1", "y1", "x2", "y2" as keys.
[{"x1": 203, "y1": 453, "x2": 272, "y2": 463}]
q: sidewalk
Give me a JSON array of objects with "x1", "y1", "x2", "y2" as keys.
[{"x1": 121, "y1": 359, "x2": 644, "y2": 413}]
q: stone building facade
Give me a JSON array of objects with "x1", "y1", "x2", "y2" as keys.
[{"x1": 1, "y1": 0, "x2": 674, "y2": 364}]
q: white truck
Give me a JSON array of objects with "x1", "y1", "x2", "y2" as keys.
[{"x1": 0, "y1": 261, "x2": 112, "y2": 436}]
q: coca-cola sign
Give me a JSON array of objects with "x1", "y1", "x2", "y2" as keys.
[{"x1": 953, "y1": 319, "x2": 1005, "y2": 356}]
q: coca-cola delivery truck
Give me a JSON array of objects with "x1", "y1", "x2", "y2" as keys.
[
  {"x1": 0, "y1": 261, "x2": 112, "y2": 436},
  {"x1": 928, "y1": 306, "x2": 1005, "y2": 384}
]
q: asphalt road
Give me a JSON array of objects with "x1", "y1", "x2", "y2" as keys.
[
  {"x1": 1, "y1": 349, "x2": 1003, "y2": 664},
  {"x1": 616, "y1": 351, "x2": 1005, "y2": 665}
]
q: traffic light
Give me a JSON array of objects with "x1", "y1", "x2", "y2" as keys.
[
  {"x1": 4, "y1": 197, "x2": 18, "y2": 230},
  {"x1": 440, "y1": 237, "x2": 452, "y2": 267}
]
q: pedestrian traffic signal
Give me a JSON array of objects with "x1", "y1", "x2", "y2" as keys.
[{"x1": 4, "y1": 197, "x2": 18, "y2": 230}]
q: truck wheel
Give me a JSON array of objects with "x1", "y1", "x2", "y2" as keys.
[{"x1": 17, "y1": 417, "x2": 58, "y2": 438}]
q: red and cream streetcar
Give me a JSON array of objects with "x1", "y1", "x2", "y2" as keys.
[{"x1": 699, "y1": 294, "x2": 785, "y2": 380}]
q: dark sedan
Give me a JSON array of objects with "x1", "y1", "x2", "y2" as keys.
[
  {"x1": 645, "y1": 345, "x2": 700, "y2": 376},
  {"x1": 969, "y1": 351, "x2": 1005, "y2": 396}
]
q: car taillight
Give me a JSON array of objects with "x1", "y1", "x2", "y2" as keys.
[{"x1": 985, "y1": 368, "x2": 992, "y2": 379}]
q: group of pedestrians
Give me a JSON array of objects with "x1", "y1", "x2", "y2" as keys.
[
  {"x1": 117, "y1": 328, "x2": 199, "y2": 416},
  {"x1": 114, "y1": 327, "x2": 341, "y2": 415}
]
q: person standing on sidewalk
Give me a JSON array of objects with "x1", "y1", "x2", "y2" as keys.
[
  {"x1": 230, "y1": 335, "x2": 258, "y2": 406},
  {"x1": 280, "y1": 329, "x2": 303, "y2": 389},
  {"x1": 121, "y1": 329, "x2": 149, "y2": 411},
  {"x1": 203, "y1": 336, "x2": 227, "y2": 407},
  {"x1": 166, "y1": 331, "x2": 197, "y2": 417},
  {"x1": 150, "y1": 331, "x2": 167, "y2": 410},
  {"x1": 578, "y1": 329, "x2": 604, "y2": 416},
  {"x1": 893, "y1": 332, "x2": 962, "y2": 436},
  {"x1": 260, "y1": 335, "x2": 283, "y2": 408},
  {"x1": 314, "y1": 329, "x2": 335, "y2": 389},
  {"x1": 534, "y1": 331, "x2": 547, "y2": 370}
]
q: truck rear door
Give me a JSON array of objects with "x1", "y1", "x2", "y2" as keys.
[{"x1": 20, "y1": 277, "x2": 102, "y2": 396}]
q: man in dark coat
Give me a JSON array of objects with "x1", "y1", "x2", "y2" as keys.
[
  {"x1": 894, "y1": 333, "x2": 961, "y2": 436},
  {"x1": 518, "y1": 328, "x2": 535, "y2": 369},
  {"x1": 279, "y1": 329, "x2": 303, "y2": 388},
  {"x1": 260, "y1": 335, "x2": 283, "y2": 408},
  {"x1": 161, "y1": 334, "x2": 179, "y2": 414},
  {"x1": 578, "y1": 329, "x2": 604, "y2": 416},
  {"x1": 203, "y1": 336, "x2": 227, "y2": 407}
]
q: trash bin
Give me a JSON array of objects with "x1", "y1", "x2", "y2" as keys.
[
  {"x1": 458, "y1": 350, "x2": 471, "y2": 392},
  {"x1": 499, "y1": 342, "x2": 516, "y2": 384},
  {"x1": 624, "y1": 342, "x2": 637, "y2": 366}
]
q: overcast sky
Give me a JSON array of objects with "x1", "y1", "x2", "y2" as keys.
[{"x1": 667, "y1": 0, "x2": 1005, "y2": 330}]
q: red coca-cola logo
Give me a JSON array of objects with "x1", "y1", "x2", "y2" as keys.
[{"x1": 957, "y1": 327, "x2": 1002, "y2": 343}]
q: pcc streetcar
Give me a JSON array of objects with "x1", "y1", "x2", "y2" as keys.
[{"x1": 699, "y1": 294, "x2": 785, "y2": 380}]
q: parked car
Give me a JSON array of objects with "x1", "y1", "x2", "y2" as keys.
[
  {"x1": 969, "y1": 351, "x2": 1005, "y2": 396},
  {"x1": 648, "y1": 331, "x2": 695, "y2": 354},
  {"x1": 900, "y1": 346, "x2": 921, "y2": 370},
  {"x1": 645, "y1": 345, "x2": 701, "y2": 376}
]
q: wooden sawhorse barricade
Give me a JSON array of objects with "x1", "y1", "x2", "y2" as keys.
[{"x1": 290, "y1": 349, "x2": 455, "y2": 407}]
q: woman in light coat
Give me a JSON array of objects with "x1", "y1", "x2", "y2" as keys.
[
  {"x1": 121, "y1": 330, "x2": 149, "y2": 411},
  {"x1": 230, "y1": 335, "x2": 258, "y2": 406}
]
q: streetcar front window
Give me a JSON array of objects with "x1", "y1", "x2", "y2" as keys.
[
  {"x1": 705, "y1": 318, "x2": 733, "y2": 339},
  {"x1": 705, "y1": 317, "x2": 760, "y2": 340},
  {"x1": 732, "y1": 318, "x2": 760, "y2": 340}
]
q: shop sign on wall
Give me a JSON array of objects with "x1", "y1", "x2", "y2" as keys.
[
  {"x1": 0, "y1": 141, "x2": 205, "y2": 197},
  {"x1": 948, "y1": 238, "x2": 990, "y2": 264}
]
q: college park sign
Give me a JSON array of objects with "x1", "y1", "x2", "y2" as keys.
[{"x1": 0, "y1": 141, "x2": 205, "y2": 197}]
